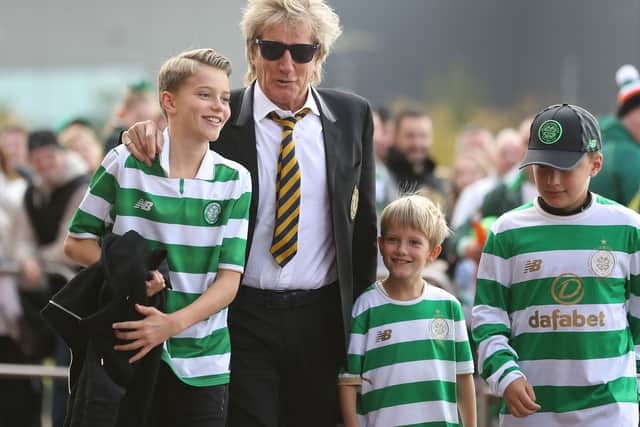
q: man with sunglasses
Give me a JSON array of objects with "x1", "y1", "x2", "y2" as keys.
[{"x1": 121, "y1": 1, "x2": 376, "y2": 426}]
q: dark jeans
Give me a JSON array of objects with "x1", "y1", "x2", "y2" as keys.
[
  {"x1": 227, "y1": 284, "x2": 343, "y2": 427},
  {"x1": 149, "y1": 362, "x2": 228, "y2": 427}
]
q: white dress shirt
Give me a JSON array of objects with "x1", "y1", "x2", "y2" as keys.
[{"x1": 241, "y1": 82, "x2": 337, "y2": 290}]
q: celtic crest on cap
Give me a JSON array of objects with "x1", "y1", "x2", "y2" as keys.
[{"x1": 538, "y1": 120, "x2": 563, "y2": 144}]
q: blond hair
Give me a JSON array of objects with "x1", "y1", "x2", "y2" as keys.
[
  {"x1": 241, "y1": 0, "x2": 342, "y2": 85},
  {"x1": 157, "y1": 48, "x2": 232, "y2": 114},
  {"x1": 380, "y1": 194, "x2": 450, "y2": 249},
  {"x1": 58, "y1": 124, "x2": 104, "y2": 172}
]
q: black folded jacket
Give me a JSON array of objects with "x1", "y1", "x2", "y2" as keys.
[{"x1": 42, "y1": 230, "x2": 170, "y2": 427}]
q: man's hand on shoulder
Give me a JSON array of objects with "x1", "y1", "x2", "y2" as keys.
[{"x1": 122, "y1": 120, "x2": 164, "y2": 167}]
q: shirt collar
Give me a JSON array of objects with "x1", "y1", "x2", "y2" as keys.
[
  {"x1": 252, "y1": 80, "x2": 320, "y2": 121},
  {"x1": 160, "y1": 127, "x2": 216, "y2": 180}
]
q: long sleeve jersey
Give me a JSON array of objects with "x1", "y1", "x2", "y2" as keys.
[{"x1": 472, "y1": 195, "x2": 640, "y2": 427}]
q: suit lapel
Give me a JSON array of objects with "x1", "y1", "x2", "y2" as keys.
[
  {"x1": 230, "y1": 85, "x2": 260, "y2": 235},
  {"x1": 312, "y1": 88, "x2": 340, "y2": 204}
]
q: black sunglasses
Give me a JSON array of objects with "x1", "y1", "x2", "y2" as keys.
[{"x1": 255, "y1": 39, "x2": 319, "y2": 64}]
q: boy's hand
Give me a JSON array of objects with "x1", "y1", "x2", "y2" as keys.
[
  {"x1": 146, "y1": 270, "x2": 166, "y2": 298},
  {"x1": 504, "y1": 377, "x2": 541, "y2": 418},
  {"x1": 112, "y1": 304, "x2": 178, "y2": 363},
  {"x1": 122, "y1": 120, "x2": 164, "y2": 167}
]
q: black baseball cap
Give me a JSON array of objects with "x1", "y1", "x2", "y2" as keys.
[{"x1": 519, "y1": 103, "x2": 601, "y2": 171}]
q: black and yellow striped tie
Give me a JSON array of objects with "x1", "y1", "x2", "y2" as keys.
[{"x1": 268, "y1": 108, "x2": 310, "y2": 267}]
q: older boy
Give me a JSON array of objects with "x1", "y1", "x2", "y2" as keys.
[
  {"x1": 64, "y1": 48, "x2": 251, "y2": 426},
  {"x1": 472, "y1": 103, "x2": 640, "y2": 426}
]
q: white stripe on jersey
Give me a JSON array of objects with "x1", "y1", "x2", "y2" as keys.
[
  {"x1": 111, "y1": 217, "x2": 248, "y2": 247},
  {"x1": 519, "y1": 354, "x2": 635, "y2": 387},
  {"x1": 365, "y1": 400, "x2": 459, "y2": 426}
]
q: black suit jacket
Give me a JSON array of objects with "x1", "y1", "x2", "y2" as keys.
[{"x1": 212, "y1": 83, "x2": 377, "y2": 344}]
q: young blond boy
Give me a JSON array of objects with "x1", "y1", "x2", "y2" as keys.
[
  {"x1": 472, "y1": 103, "x2": 640, "y2": 426},
  {"x1": 339, "y1": 194, "x2": 476, "y2": 427},
  {"x1": 63, "y1": 48, "x2": 251, "y2": 426}
]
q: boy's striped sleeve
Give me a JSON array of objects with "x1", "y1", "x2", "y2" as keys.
[
  {"x1": 472, "y1": 230, "x2": 525, "y2": 396},
  {"x1": 628, "y1": 227, "x2": 640, "y2": 390},
  {"x1": 68, "y1": 148, "x2": 121, "y2": 238}
]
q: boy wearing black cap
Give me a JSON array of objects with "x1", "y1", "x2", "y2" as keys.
[{"x1": 472, "y1": 104, "x2": 640, "y2": 426}]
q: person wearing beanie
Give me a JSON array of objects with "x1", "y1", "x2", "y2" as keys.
[{"x1": 590, "y1": 64, "x2": 640, "y2": 206}]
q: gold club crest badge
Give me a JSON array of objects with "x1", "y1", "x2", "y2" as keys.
[
  {"x1": 429, "y1": 310, "x2": 450, "y2": 340},
  {"x1": 350, "y1": 185, "x2": 359, "y2": 221},
  {"x1": 589, "y1": 241, "x2": 615, "y2": 277}
]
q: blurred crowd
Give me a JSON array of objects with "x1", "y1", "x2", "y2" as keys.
[{"x1": 2, "y1": 62, "x2": 640, "y2": 426}]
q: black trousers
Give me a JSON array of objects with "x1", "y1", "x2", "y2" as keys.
[
  {"x1": 149, "y1": 362, "x2": 228, "y2": 427},
  {"x1": 227, "y1": 284, "x2": 343, "y2": 427}
]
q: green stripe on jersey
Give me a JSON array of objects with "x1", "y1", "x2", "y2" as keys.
[
  {"x1": 512, "y1": 330, "x2": 633, "y2": 360},
  {"x1": 89, "y1": 166, "x2": 118, "y2": 204},
  {"x1": 510, "y1": 277, "x2": 626, "y2": 311},
  {"x1": 479, "y1": 349, "x2": 518, "y2": 380},
  {"x1": 362, "y1": 340, "x2": 458, "y2": 372},
  {"x1": 213, "y1": 163, "x2": 241, "y2": 182},
  {"x1": 124, "y1": 155, "x2": 165, "y2": 177},
  {"x1": 352, "y1": 300, "x2": 461, "y2": 334},
  {"x1": 167, "y1": 327, "x2": 230, "y2": 358},
  {"x1": 115, "y1": 188, "x2": 250, "y2": 226},
  {"x1": 474, "y1": 279, "x2": 509, "y2": 309},
  {"x1": 69, "y1": 209, "x2": 108, "y2": 236},
  {"x1": 401, "y1": 423, "x2": 459, "y2": 427},
  {"x1": 146, "y1": 237, "x2": 246, "y2": 274},
  {"x1": 485, "y1": 224, "x2": 638, "y2": 258},
  {"x1": 360, "y1": 380, "x2": 457, "y2": 413}
]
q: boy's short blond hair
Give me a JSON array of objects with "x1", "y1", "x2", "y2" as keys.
[
  {"x1": 380, "y1": 194, "x2": 450, "y2": 249},
  {"x1": 157, "y1": 48, "x2": 232, "y2": 114}
]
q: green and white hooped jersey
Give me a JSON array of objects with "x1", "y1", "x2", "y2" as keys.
[
  {"x1": 69, "y1": 142, "x2": 251, "y2": 387},
  {"x1": 340, "y1": 281, "x2": 474, "y2": 427},
  {"x1": 472, "y1": 195, "x2": 640, "y2": 427}
]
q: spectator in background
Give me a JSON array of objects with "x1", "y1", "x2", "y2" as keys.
[
  {"x1": 15, "y1": 131, "x2": 88, "y2": 427},
  {"x1": 0, "y1": 124, "x2": 32, "y2": 182},
  {"x1": 386, "y1": 108, "x2": 447, "y2": 205},
  {"x1": 480, "y1": 125, "x2": 537, "y2": 220},
  {"x1": 455, "y1": 124, "x2": 495, "y2": 165},
  {"x1": 372, "y1": 105, "x2": 394, "y2": 163},
  {"x1": 372, "y1": 107, "x2": 398, "y2": 276},
  {"x1": 372, "y1": 107, "x2": 398, "y2": 215},
  {"x1": 103, "y1": 81, "x2": 162, "y2": 153},
  {"x1": 446, "y1": 148, "x2": 492, "y2": 223},
  {"x1": 451, "y1": 124, "x2": 527, "y2": 229},
  {"x1": 590, "y1": 64, "x2": 640, "y2": 206},
  {"x1": 0, "y1": 147, "x2": 39, "y2": 427},
  {"x1": 59, "y1": 122, "x2": 104, "y2": 174},
  {"x1": 449, "y1": 122, "x2": 533, "y2": 323}
]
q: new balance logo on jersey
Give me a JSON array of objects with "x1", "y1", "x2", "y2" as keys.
[
  {"x1": 523, "y1": 259, "x2": 542, "y2": 273},
  {"x1": 375, "y1": 329, "x2": 392, "y2": 342},
  {"x1": 134, "y1": 198, "x2": 153, "y2": 211}
]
